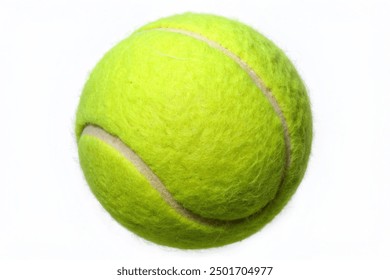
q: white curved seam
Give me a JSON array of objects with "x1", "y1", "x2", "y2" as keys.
[
  {"x1": 81, "y1": 28, "x2": 292, "y2": 226},
  {"x1": 81, "y1": 125, "x2": 214, "y2": 225},
  {"x1": 153, "y1": 27, "x2": 291, "y2": 176}
]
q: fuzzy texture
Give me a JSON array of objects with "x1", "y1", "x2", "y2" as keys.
[{"x1": 76, "y1": 13, "x2": 312, "y2": 249}]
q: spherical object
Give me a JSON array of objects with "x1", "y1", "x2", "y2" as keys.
[{"x1": 76, "y1": 13, "x2": 312, "y2": 249}]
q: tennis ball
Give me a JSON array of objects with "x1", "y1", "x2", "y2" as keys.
[{"x1": 76, "y1": 13, "x2": 312, "y2": 249}]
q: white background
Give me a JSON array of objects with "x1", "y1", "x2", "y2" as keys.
[{"x1": 1, "y1": 0, "x2": 389, "y2": 279}]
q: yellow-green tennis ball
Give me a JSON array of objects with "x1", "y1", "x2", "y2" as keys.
[{"x1": 76, "y1": 13, "x2": 312, "y2": 249}]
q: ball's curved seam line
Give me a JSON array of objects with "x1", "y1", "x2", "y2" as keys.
[
  {"x1": 81, "y1": 124, "x2": 221, "y2": 226},
  {"x1": 151, "y1": 27, "x2": 291, "y2": 187},
  {"x1": 80, "y1": 28, "x2": 292, "y2": 227}
]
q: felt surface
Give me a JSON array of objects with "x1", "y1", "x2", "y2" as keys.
[{"x1": 76, "y1": 13, "x2": 312, "y2": 249}]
